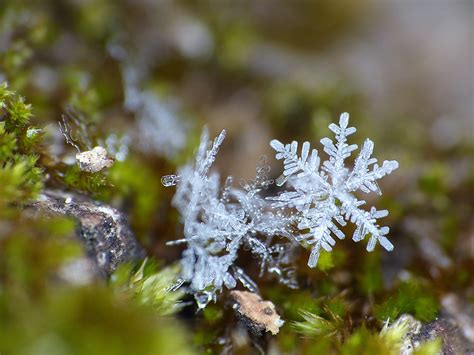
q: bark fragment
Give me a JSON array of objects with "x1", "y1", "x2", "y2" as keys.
[{"x1": 230, "y1": 290, "x2": 283, "y2": 336}]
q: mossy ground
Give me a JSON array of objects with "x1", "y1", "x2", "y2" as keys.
[{"x1": 0, "y1": 1, "x2": 472, "y2": 354}]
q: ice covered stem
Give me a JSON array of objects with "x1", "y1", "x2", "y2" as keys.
[{"x1": 270, "y1": 112, "x2": 399, "y2": 267}]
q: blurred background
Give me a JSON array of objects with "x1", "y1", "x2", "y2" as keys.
[
  {"x1": 2, "y1": 0, "x2": 472, "y2": 254},
  {"x1": 0, "y1": 0, "x2": 473, "y2": 353}
]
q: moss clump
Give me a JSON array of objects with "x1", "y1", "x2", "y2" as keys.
[
  {"x1": 111, "y1": 259, "x2": 185, "y2": 316},
  {"x1": 0, "y1": 213, "x2": 193, "y2": 355},
  {"x1": 375, "y1": 280, "x2": 439, "y2": 322},
  {"x1": 63, "y1": 164, "x2": 110, "y2": 195},
  {"x1": 356, "y1": 251, "x2": 384, "y2": 296},
  {"x1": 0, "y1": 82, "x2": 43, "y2": 210},
  {"x1": 0, "y1": 285, "x2": 193, "y2": 355}
]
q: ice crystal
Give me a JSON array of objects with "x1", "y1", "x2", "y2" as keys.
[
  {"x1": 163, "y1": 113, "x2": 398, "y2": 307},
  {"x1": 162, "y1": 129, "x2": 295, "y2": 308},
  {"x1": 270, "y1": 112, "x2": 398, "y2": 267},
  {"x1": 122, "y1": 64, "x2": 189, "y2": 159}
]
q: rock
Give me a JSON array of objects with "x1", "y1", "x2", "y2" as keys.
[
  {"x1": 388, "y1": 313, "x2": 474, "y2": 354},
  {"x1": 230, "y1": 290, "x2": 284, "y2": 336},
  {"x1": 441, "y1": 294, "x2": 474, "y2": 344},
  {"x1": 29, "y1": 189, "x2": 145, "y2": 276}
]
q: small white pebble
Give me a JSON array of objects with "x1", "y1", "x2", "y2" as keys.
[{"x1": 76, "y1": 146, "x2": 114, "y2": 173}]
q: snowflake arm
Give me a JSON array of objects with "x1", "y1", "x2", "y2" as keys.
[
  {"x1": 320, "y1": 112, "x2": 358, "y2": 180},
  {"x1": 270, "y1": 139, "x2": 321, "y2": 186},
  {"x1": 197, "y1": 128, "x2": 226, "y2": 177},
  {"x1": 340, "y1": 197, "x2": 394, "y2": 252},
  {"x1": 296, "y1": 200, "x2": 347, "y2": 267},
  {"x1": 346, "y1": 139, "x2": 399, "y2": 194}
]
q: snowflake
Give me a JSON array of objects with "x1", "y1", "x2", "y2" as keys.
[
  {"x1": 162, "y1": 113, "x2": 398, "y2": 307},
  {"x1": 162, "y1": 129, "x2": 296, "y2": 307},
  {"x1": 270, "y1": 112, "x2": 398, "y2": 267}
]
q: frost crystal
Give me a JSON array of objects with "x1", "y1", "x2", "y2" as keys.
[
  {"x1": 163, "y1": 113, "x2": 398, "y2": 307},
  {"x1": 270, "y1": 112, "x2": 398, "y2": 267},
  {"x1": 162, "y1": 129, "x2": 295, "y2": 308},
  {"x1": 122, "y1": 64, "x2": 189, "y2": 159}
]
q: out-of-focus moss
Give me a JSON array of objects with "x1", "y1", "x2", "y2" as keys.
[
  {"x1": 203, "y1": 304, "x2": 224, "y2": 323},
  {"x1": 0, "y1": 7, "x2": 49, "y2": 82},
  {"x1": 111, "y1": 259, "x2": 184, "y2": 317},
  {"x1": 418, "y1": 162, "x2": 451, "y2": 211},
  {"x1": 357, "y1": 251, "x2": 383, "y2": 296},
  {"x1": 340, "y1": 326, "x2": 401, "y2": 355},
  {"x1": 0, "y1": 214, "x2": 192, "y2": 355},
  {"x1": 216, "y1": 23, "x2": 257, "y2": 72},
  {"x1": 375, "y1": 280, "x2": 439, "y2": 323},
  {"x1": 108, "y1": 159, "x2": 161, "y2": 239},
  {"x1": 73, "y1": 0, "x2": 118, "y2": 42},
  {"x1": 64, "y1": 164, "x2": 110, "y2": 196},
  {"x1": 0, "y1": 215, "x2": 80, "y2": 297},
  {"x1": 317, "y1": 250, "x2": 335, "y2": 271},
  {"x1": 264, "y1": 83, "x2": 362, "y2": 142},
  {"x1": 0, "y1": 286, "x2": 193, "y2": 355},
  {"x1": 440, "y1": 214, "x2": 460, "y2": 253}
]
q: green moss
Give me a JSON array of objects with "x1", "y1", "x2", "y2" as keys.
[
  {"x1": 203, "y1": 304, "x2": 224, "y2": 323},
  {"x1": 0, "y1": 213, "x2": 192, "y2": 355},
  {"x1": 108, "y1": 159, "x2": 162, "y2": 238},
  {"x1": 0, "y1": 286, "x2": 193, "y2": 355},
  {"x1": 418, "y1": 163, "x2": 449, "y2": 197},
  {"x1": 0, "y1": 83, "x2": 44, "y2": 209},
  {"x1": 64, "y1": 164, "x2": 110, "y2": 195},
  {"x1": 357, "y1": 251, "x2": 383, "y2": 295},
  {"x1": 375, "y1": 280, "x2": 439, "y2": 322},
  {"x1": 0, "y1": 215, "x2": 81, "y2": 298},
  {"x1": 111, "y1": 259, "x2": 184, "y2": 317},
  {"x1": 317, "y1": 250, "x2": 335, "y2": 271},
  {"x1": 341, "y1": 326, "x2": 401, "y2": 355},
  {"x1": 292, "y1": 309, "x2": 344, "y2": 339},
  {"x1": 413, "y1": 339, "x2": 442, "y2": 355}
]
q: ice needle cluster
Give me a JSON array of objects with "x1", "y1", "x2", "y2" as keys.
[
  {"x1": 162, "y1": 129, "x2": 294, "y2": 307},
  {"x1": 162, "y1": 113, "x2": 398, "y2": 307}
]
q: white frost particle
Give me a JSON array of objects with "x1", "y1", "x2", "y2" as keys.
[
  {"x1": 75, "y1": 146, "x2": 114, "y2": 173},
  {"x1": 26, "y1": 127, "x2": 42, "y2": 138}
]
